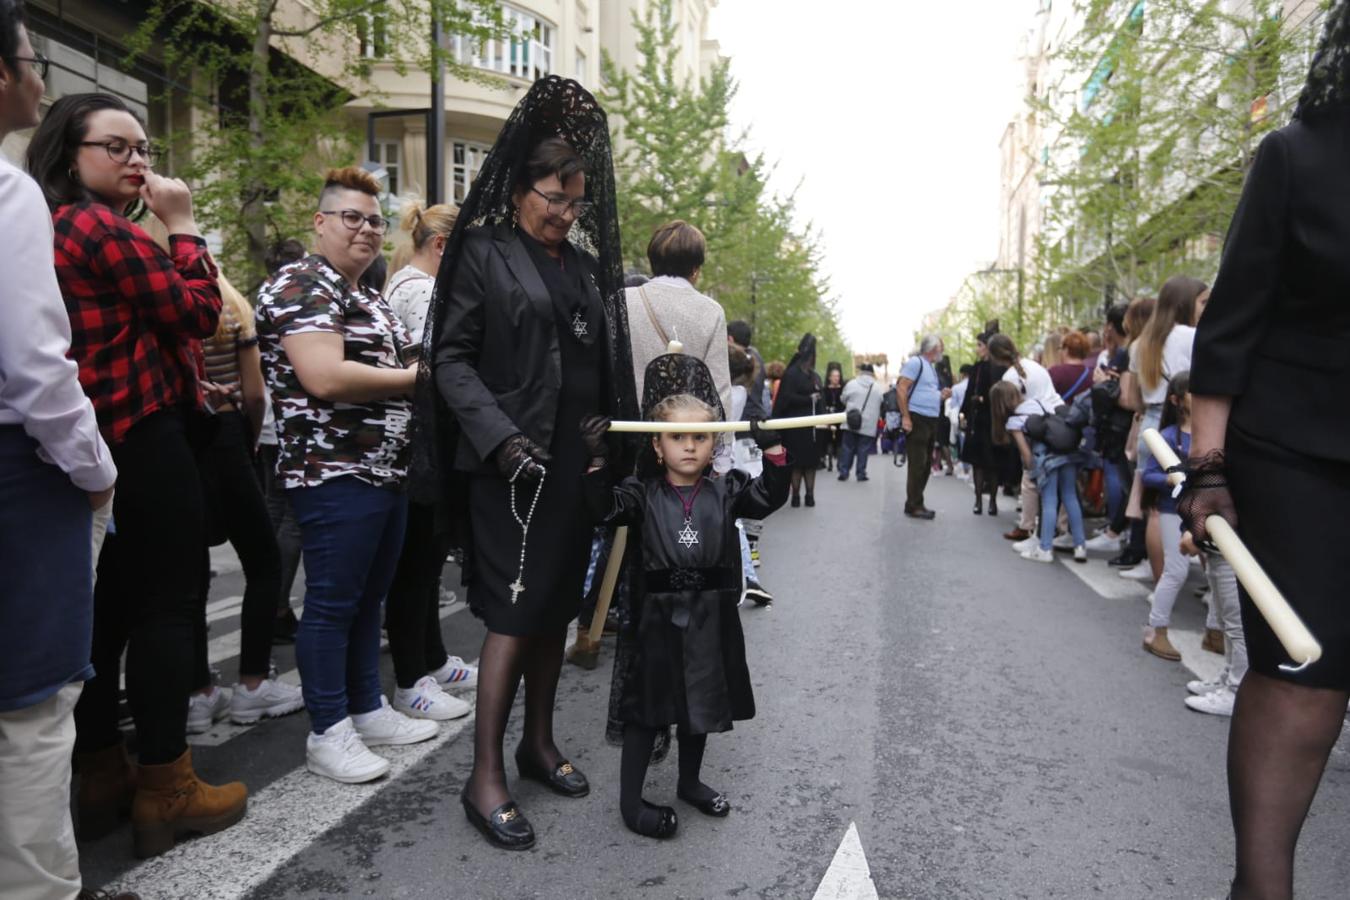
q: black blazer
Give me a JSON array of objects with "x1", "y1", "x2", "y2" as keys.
[
  {"x1": 1193, "y1": 116, "x2": 1350, "y2": 463},
  {"x1": 434, "y1": 223, "x2": 609, "y2": 473}
]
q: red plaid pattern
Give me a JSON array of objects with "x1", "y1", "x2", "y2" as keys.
[{"x1": 52, "y1": 203, "x2": 221, "y2": 445}]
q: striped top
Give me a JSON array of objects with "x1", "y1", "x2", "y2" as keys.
[{"x1": 203, "y1": 294, "x2": 257, "y2": 390}]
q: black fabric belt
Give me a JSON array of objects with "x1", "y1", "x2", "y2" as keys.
[{"x1": 644, "y1": 566, "x2": 739, "y2": 593}]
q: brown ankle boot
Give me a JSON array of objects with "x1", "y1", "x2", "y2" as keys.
[
  {"x1": 1201, "y1": 628, "x2": 1225, "y2": 654},
  {"x1": 1142, "y1": 626, "x2": 1182, "y2": 661},
  {"x1": 565, "y1": 631, "x2": 600, "y2": 670},
  {"x1": 76, "y1": 740, "x2": 137, "y2": 841},
  {"x1": 131, "y1": 748, "x2": 247, "y2": 858}
]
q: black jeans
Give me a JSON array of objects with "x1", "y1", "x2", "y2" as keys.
[
  {"x1": 905, "y1": 414, "x2": 939, "y2": 511},
  {"x1": 385, "y1": 501, "x2": 451, "y2": 689},
  {"x1": 197, "y1": 411, "x2": 280, "y2": 682},
  {"x1": 74, "y1": 410, "x2": 203, "y2": 764},
  {"x1": 256, "y1": 443, "x2": 303, "y2": 612}
]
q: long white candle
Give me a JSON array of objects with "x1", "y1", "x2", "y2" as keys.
[
  {"x1": 607, "y1": 412, "x2": 848, "y2": 434},
  {"x1": 1142, "y1": 428, "x2": 1322, "y2": 669}
]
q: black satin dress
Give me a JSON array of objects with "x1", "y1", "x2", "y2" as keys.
[{"x1": 584, "y1": 464, "x2": 790, "y2": 734}]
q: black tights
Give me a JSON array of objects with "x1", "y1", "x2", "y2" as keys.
[
  {"x1": 464, "y1": 626, "x2": 568, "y2": 814},
  {"x1": 790, "y1": 468, "x2": 816, "y2": 499},
  {"x1": 971, "y1": 467, "x2": 998, "y2": 505},
  {"x1": 1228, "y1": 671, "x2": 1349, "y2": 900},
  {"x1": 619, "y1": 724, "x2": 718, "y2": 834}
]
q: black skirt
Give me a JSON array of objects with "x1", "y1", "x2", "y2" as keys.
[{"x1": 1227, "y1": 425, "x2": 1350, "y2": 689}]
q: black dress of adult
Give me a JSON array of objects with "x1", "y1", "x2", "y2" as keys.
[{"x1": 772, "y1": 334, "x2": 822, "y2": 468}]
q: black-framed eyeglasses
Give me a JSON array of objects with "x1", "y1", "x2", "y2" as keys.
[
  {"x1": 320, "y1": 209, "x2": 391, "y2": 235},
  {"x1": 10, "y1": 53, "x2": 48, "y2": 80},
  {"x1": 79, "y1": 139, "x2": 161, "y2": 165},
  {"x1": 530, "y1": 186, "x2": 591, "y2": 218}
]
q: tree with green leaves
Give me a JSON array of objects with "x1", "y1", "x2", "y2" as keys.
[
  {"x1": 128, "y1": 0, "x2": 501, "y2": 285},
  {"x1": 1030, "y1": 0, "x2": 1320, "y2": 328},
  {"x1": 599, "y1": 0, "x2": 848, "y2": 368}
]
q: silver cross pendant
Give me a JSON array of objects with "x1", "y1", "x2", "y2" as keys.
[{"x1": 509, "y1": 580, "x2": 525, "y2": 604}]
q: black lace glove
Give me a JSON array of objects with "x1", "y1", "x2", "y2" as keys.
[
  {"x1": 1177, "y1": 450, "x2": 1237, "y2": 551},
  {"x1": 749, "y1": 419, "x2": 783, "y2": 452},
  {"x1": 579, "y1": 415, "x2": 611, "y2": 468},
  {"x1": 495, "y1": 434, "x2": 551, "y2": 484}
]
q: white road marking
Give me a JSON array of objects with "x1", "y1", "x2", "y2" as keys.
[
  {"x1": 813, "y1": 822, "x2": 879, "y2": 900},
  {"x1": 116, "y1": 715, "x2": 472, "y2": 900}
]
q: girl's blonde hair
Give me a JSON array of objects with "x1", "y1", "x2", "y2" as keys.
[
  {"x1": 649, "y1": 393, "x2": 717, "y2": 424},
  {"x1": 989, "y1": 380, "x2": 1022, "y2": 446},
  {"x1": 212, "y1": 274, "x2": 255, "y2": 344}
]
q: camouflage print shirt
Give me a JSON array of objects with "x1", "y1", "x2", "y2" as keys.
[{"x1": 255, "y1": 255, "x2": 413, "y2": 490}]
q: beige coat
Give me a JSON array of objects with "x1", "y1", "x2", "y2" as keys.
[{"x1": 624, "y1": 276, "x2": 732, "y2": 412}]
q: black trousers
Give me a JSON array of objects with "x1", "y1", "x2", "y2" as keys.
[
  {"x1": 75, "y1": 410, "x2": 203, "y2": 764},
  {"x1": 385, "y1": 501, "x2": 451, "y2": 689},
  {"x1": 905, "y1": 414, "x2": 939, "y2": 511},
  {"x1": 196, "y1": 411, "x2": 280, "y2": 683},
  {"x1": 255, "y1": 443, "x2": 303, "y2": 612}
]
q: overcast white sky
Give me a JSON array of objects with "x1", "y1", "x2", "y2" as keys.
[{"x1": 708, "y1": 0, "x2": 1042, "y2": 361}]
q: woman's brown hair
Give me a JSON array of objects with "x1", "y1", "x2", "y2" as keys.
[
  {"x1": 1135, "y1": 275, "x2": 1206, "y2": 392},
  {"x1": 990, "y1": 381, "x2": 1022, "y2": 446},
  {"x1": 1061, "y1": 331, "x2": 1090, "y2": 360},
  {"x1": 987, "y1": 334, "x2": 1026, "y2": 380},
  {"x1": 646, "y1": 220, "x2": 706, "y2": 278}
]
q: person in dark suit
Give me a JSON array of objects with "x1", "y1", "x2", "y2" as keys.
[
  {"x1": 422, "y1": 78, "x2": 638, "y2": 851},
  {"x1": 1183, "y1": 8, "x2": 1350, "y2": 898}
]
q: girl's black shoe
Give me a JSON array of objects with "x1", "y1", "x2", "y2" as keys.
[
  {"x1": 804, "y1": 493, "x2": 815, "y2": 508},
  {"x1": 677, "y1": 787, "x2": 731, "y2": 817},
  {"x1": 790, "y1": 494, "x2": 801, "y2": 508},
  {"x1": 461, "y1": 789, "x2": 535, "y2": 850},
  {"x1": 972, "y1": 499, "x2": 983, "y2": 515},
  {"x1": 988, "y1": 498, "x2": 998, "y2": 516},
  {"x1": 515, "y1": 750, "x2": 590, "y2": 798},
  {"x1": 623, "y1": 801, "x2": 678, "y2": 839}
]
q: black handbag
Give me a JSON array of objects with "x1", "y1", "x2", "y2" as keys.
[
  {"x1": 1024, "y1": 400, "x2": 1083, "y2": 453},
  {"x1": 846, "y1": 381, "x2": 875, "y2": 432}
]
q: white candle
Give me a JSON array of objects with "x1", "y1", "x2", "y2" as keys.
[
  {"x1": 1142, "y1": 428, "x2": 1322, "y2": 669},
  {"x1": 607, "y1": 412, "x2": 847, "y2": 434}
]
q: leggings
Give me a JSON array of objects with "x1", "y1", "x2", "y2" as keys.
[{"x1": 1147, "y1": 512, "x2": 1191, "y2": 627}]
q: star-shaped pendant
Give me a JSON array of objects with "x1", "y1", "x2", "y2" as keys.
[
  {"x1": 677, "y1": 522, "x2": 700, "y2": 548},
  {"x1": 571, "y1": 311, "x2": 588, "y2": 339}
]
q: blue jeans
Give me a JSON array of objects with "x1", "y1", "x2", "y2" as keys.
[
  {"x1": 1039, "y1": 462, "x2": 1086, "y2": 551},
  {"x1": 1103, "y1": 454, "x2": 1131, "y2": 534},
  {"x1": 838, "y1": 431, "x2": 872, "y2": 480},
  {"x1": 289, "y1": 477, "x2": 408, "y2": 734}
]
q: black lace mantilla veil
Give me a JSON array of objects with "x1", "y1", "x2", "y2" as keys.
[
  {"x1": 633, "y1": 353, "x2": 727, "y2": 477},
  {"x1": 1296, "y1": 1, "x2": 1350, "y2": 120},
  {"x1": 409, "y1": 75, "x2": 640, "y2": 507}
]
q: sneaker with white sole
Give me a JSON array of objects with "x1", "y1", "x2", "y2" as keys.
[
  {"x1": 393, "y1": 676, "x2": 471, "y2": 721},
  {"x1": 430, "y1": 656, "x2": 478, "y2": 690},
  {"x1": 1187, "y1": 677, "x2": 1225, "y2": 696},
  {"x1": 1073, "y1": 545, "x2": 1088, "y2": 564},
  {"x1": 352, "y1": 697, "x2": 439, "y2": 746},
  {"x1": 1021, "y1": 546, "x2": 1055, "y2": 563},
  {"x1": 306, "y1": 717, "x2": 390, "y2": 784},
  {"x1": 1051, "y1": 533, "x2": 1075, "y2": 551},
  {"x1": 1185, "y1": 685, "x2": 1236, "y2": 717},
  {"x1": 230, "y1": 678, "x2": 304, "y2": 724},
  {"x1": 1084, "y1": 532, "x2": 1124, "y2": 552},
  {"x1": 1012, "y1": 536, "x2": 1038, "y2": 554},
  {"x1": 186, "y1": 686, "x2": 232, "y2": 734},
  {"x1": 1119, "y1": 561, "x2": 1153, "y2": 581}
]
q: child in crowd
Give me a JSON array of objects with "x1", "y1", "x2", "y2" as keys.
[
  {"x1": 579, "y1": 354, "x2": 789, "y2": 839},
  {"x1": 989, "y1": 381, "x2": 1089, "y2": 564},
  {"x1": 1139, "y1": 372, "x2": 1193, "y2": 661},
  {"x1": 728, "y1": 345, "x2": 773, "y2": 607}
]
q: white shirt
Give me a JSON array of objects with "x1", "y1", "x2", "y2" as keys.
[
  {"x1": 1001, "y1": 358, "x2": 1063, "y2": 411},
  {"x1": 0, "y1": 155, "x2": 116, "y2": 492},
  {"x1": 1006, "y1": 397, "x2": 1053, "y2": 434},
  {"x1": 384, "y1": 264, "x2": 436, "y2": 344},
  {"x1": 1129, "y1": 325, "x2": 1195, "y2": 405}
]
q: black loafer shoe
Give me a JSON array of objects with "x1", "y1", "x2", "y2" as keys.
[
  {"x1": 515, "y1": 751, "x2": 590, "y2": 798},
  {"x1": 461, "y1": 790, "x2": 535, "y2": 850},
  {"x1": 677, "y1": 788, "x2": 731, "y2": 818}
]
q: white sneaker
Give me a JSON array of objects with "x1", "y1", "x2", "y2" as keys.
[
  {"x1": 1185, "y1": 686, "x2": 1236, "y2": 717},
  {"x1": 186, "y1": 686, "x2": 232, "y2": 734},
  {"x1": 1051, "y1": 533, "x2": 1075, "y2": 551},
  {"x1": 430, "y1": 655, "x2": 478, "y2": 690},
  {"x1": 393, "y1": 676, "x2": 471, "y2": 721},
  {"x1": 1012, "y1": 536, "x2": 1038, "y2": 554},
  {"x1": 1084, "y1": 532, "x2": 1124, "y2": 552},
  {"x1": 1073, "y1": 545, "x2": 1088, "y2": 564},
  {"x1": 1020, "y1": 546, "x2": 1054, "y2": 563},
  {"x1": 1187, "y1": 678, "x2": 1224, "y2": 696},
  {"x1": 352, "y1": 697, "x2": 439, "y2": 746},
  {"x1": 306, "y1": 717, "x2": 390, "y2": 784},
  {"x1": 230, "y1": 678, "x2": 304, "y2": 724},
  {"x1": 1119, "y1": 561, "x2": 1153, "y2": 581}
]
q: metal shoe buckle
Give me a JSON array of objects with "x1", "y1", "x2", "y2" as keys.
[
  {"x1": 558, "y1": 762, "x2": 575, "y2": 776},
  {"x1": 497, "y1": 807, "x2": 518, "y2": 824}
]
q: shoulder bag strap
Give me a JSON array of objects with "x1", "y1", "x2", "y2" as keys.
[
  {"x1": 638, "y1": 286, "x2": 670, "y2": 347},
  {"x1": 1066, "y1": 364, "x2": 1091, "y2": 398}
]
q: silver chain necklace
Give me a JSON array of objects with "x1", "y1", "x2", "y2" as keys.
[{"x1": 508, "y1": 460, "x2": 547, "y2": 604}]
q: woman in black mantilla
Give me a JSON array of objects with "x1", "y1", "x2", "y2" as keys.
[
  {"x1": 771, "y1": 333, "x2": 821, "y2": 506},
  {"x1": 959, "y1": 331, "x2": 1003, "y2": 515},
  {"x1": 580, "y1": 354, "x2": 790, "y2": 839},
  {"x1": 416, "y1": 77, "x2": 638, "y2": 851},
  {"x1": 1182, "y1": 7, "x2": 1350, "y2": 897}
]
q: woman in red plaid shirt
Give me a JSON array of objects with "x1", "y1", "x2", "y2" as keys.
[{"x1": 26, "y1": 92, "x2": 247, "y2": 859}]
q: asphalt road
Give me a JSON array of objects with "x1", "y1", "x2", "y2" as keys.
[{"x1": 79, "y1": 459, "x2": 1350, "y2": 899}]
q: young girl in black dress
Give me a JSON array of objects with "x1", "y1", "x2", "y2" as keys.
[{"x1": 579, "y1": 355, "x2": 790, "y2": 839}]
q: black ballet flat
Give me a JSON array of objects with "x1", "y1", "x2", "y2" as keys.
[
  {"x1": 460, "y1": 789, "x2": 535, "y2": 851},
  {"x1": 515, "y1": 750, "x2": 590, "y2": 798},
  {"x1": 624, "y1": 803, "x2": 678, "y2": 840},
  {"x1": 677, "y1": 788, "x2": 731, "y2": 818},
  {"x1": 972, "y1": 500, "x2": 983, "y2": 515},
  {"x1": 988, "y1": 500, "x2": 999, "y2": 516}
]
